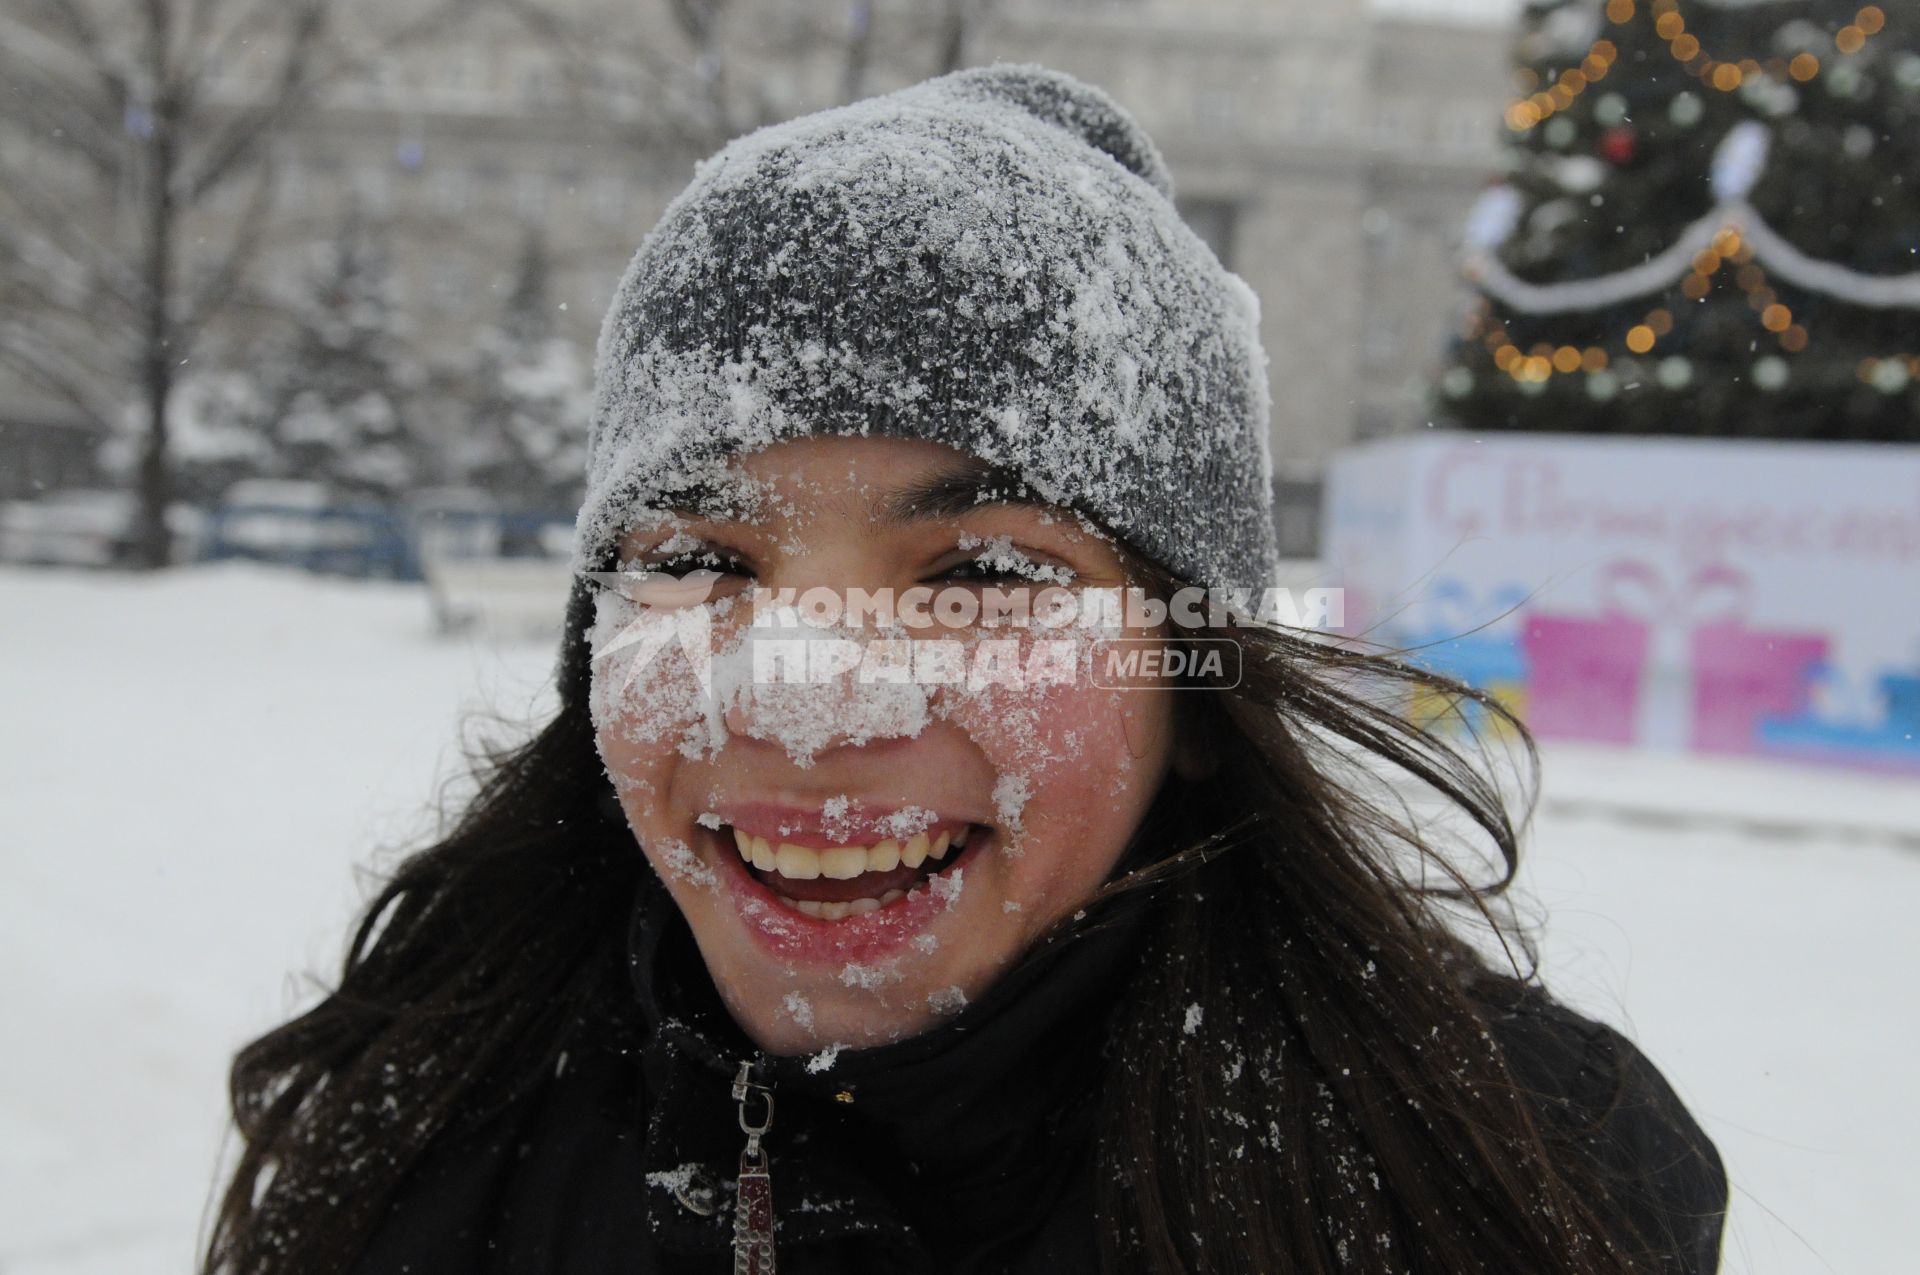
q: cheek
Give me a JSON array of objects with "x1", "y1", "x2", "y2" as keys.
[
  {"x1": 936, "y1": 642, "x2": 1168, "y2": 854},
  {"x1": 587, "y1": 597, "x2": 734, "y2": 768},
  {"x1": 591, "y1": 660, "x2": 715, "y2": 896},
  {"x1": 587, "y1": 599, "x2": 725, "y2": 813}
]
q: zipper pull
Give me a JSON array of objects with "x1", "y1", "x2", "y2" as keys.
[{"x1": 731, "y1": 1058, "x2": 777, "y2": 1274}]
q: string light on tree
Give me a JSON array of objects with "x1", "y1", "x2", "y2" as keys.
[
  {"x1": 1505, "y1": 2, "x2": 1893, "y2": 133},
  {"x1": 1860, "y1": 356, "x2": 1918, "y2": 393},
  {"x1": 1753, "y1": 355, "x2": 1790, "y2": 391},
  {"x1": 1507, "y1": 40, "x2": 1618, "y2": 130},
  {"x1": 1447, "y1": 0, "x2": 1917, "y2": 438}
]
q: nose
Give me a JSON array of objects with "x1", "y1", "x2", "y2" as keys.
[{"x1": 717, "y1": 628, "x2": 936, "y2": 762}]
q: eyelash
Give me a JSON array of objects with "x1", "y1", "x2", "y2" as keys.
[
  {"x1": 644, "y1": 549, "x2": 750, "y2": 576},
  {"x1": 636, "y1": 547, "x2": 1073, "y2": 585},
  {"x1": 935, "y1": 557, "x2": 1071, "y2": 586}
]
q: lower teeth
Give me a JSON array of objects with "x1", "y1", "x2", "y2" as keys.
[{"x1": 780, "y1": 888, "x2": 906, "y2": 921}]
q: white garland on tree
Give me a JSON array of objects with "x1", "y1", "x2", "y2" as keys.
[
  {"x1": 1710, "y1": 120, "x2": 1768, "y2": 200},
  {"x1": 1464, "y1": 122, "x2": 1920, "y2": 313}
]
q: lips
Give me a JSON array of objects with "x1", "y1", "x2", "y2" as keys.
[
  {"x1": 727, "y1": 825, "x2": 973, "y2": 903},
  {"x1": 697, "y1": 802, "x2": 992, "y2": 961}
]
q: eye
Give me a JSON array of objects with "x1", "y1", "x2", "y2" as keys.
[
  {"x1": 931, "y1": 546, "x2": 1077, "y2": 587},
  {"x1": 936, "y1": 559, "x2": 1022, "y2": 584},
  {"x1": 640, "y1": 546, "x2": 753, "y2": 578},
  {"x1": 599, "y1": 540, "x2": 754, "y2": 610}
]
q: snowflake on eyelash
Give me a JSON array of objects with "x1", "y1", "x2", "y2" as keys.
[
  {"x1": 653, "y1": 529, "x2": 706, "y2": 555},
  {"x1": 953, "y1": 532, "x2": 1076, "y2": 585}
]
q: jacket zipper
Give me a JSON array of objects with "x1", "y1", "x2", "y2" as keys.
[{"x1": 731, "y1": 1056, "x2": 777, "y2": 1274}]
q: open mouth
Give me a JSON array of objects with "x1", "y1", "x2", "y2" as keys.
[{"x1": 718, "y1": 821, "x2": 987, "y2": 921}]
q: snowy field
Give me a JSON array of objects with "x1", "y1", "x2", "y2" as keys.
[{"x1": 2, "y1": 560, "x2": 1914, "y2": 1274}]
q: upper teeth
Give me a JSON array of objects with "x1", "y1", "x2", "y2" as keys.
[{"x1": 730, "y1": 826, "x2": 969, "y2": 879}]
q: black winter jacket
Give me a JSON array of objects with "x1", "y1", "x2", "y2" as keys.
[{"x1": 351, "y1": 883, "x2": 1728, "y2": 1273}]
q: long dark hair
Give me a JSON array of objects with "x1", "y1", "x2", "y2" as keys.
[{"x1": 204, "y1": 555, "x2": 1659, "y2": 1274}]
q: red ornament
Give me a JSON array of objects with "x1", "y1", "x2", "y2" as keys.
[{"x1": 1600, "y1": 125, "x2": 1639, "y2": 166}]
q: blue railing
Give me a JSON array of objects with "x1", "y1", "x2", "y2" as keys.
[{"x1": 200, "y1": 505, "x2": 575, "y2": 581}]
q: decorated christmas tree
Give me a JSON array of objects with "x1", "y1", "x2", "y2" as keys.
[{"x1": 1437, "y1": 0, "x2": 1920, "y2": 442}]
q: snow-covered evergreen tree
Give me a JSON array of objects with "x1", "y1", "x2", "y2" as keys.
[
  {"x1": 1437, "y1": 0, "x2": 1919, "y2": 441},
  {"x1": 159, "y1": 367, "x2": 274, "y2": 504},
  {"x1": 451, "y1": 228, "x2": 591, "y2": 514},
  {"x1": 261, "y1": 203, "x2": 431, "y2": 500}
]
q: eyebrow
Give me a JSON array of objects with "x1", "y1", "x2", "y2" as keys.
[
  {"x1": 661, "y1": 478, "x2": 764, "y2": 521},
  {"x1": 874, "y1": 459, "x2": 1048, "y2": 526}
]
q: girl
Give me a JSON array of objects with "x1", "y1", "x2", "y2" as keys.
[{"x1": 206, "y1": 63, "x2": 1726, "y2": 1274}]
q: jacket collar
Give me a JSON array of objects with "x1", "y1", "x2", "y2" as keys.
[{"x1": 626, "y1": 870, "x2": 1153, "y2": 1264}]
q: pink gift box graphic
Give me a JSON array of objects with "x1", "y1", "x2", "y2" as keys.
[
  {"x1": 1688, "y1": 622, "x2": 1830, "y2": 754},
  {"x1": 1519, "y1": 610, "x2": 1650, "y2": 743},
  {"x1": 1518, "y1": 559, "x2": 1822, "y2": 750}
]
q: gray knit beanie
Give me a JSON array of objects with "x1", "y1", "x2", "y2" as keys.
[{"x1": 573, "y1": 60, "x2": 1278, "y2": 599}]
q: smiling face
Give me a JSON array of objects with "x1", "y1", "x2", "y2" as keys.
[{"x1": 588, "y1": 434, "x2": 1179, "y2": 1055}]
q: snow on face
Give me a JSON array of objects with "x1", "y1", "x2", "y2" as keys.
[{"x1": 589, "y1": 434, "x2": 1179, "y2": 1056}]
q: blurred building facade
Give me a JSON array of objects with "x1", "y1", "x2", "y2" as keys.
[{"x1": 2, "y1": 0, "x2": 1510, "y2": 552}]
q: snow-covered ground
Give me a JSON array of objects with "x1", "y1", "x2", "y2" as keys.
[{"x1": 2, "y1": 561, "x2": 1913, "y2": 1274}]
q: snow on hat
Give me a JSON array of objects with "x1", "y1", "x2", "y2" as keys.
[{"x1": 573, "y1": 60, "x2": 1278, "y2": 596}]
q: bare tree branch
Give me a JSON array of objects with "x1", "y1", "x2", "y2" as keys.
[
  {"x1": 0, "y1": 170, "x2": 147, "y2": 321},
  {"x1": 19, "y1": 0, "x2": 137, "y2": 108},
  {"x1": 0, "y1": 70, "x2": 120, "y2": 184},
  {"x1": 0, "y1": 260, "x2": 144, "y2": 367},
  {"x1": 0, "y1": 0, "x2": 471, "y2": 566},
  {"x1": 177, "y1": 0, "x2": 478, "y2": 207},
  {"x1": 173, "y1": 0, "x2": 331, "y2": 206},
  {"x1": 0, "y1": 319, "x2": 125, "y2": 434},
  {"x1": 177, "y1": 150, "x2": 280, "y2": 346}
]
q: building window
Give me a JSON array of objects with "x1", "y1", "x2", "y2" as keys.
[
  {"x1": 1449, "y1": 108, "x2": 1489, "y2": 152},
  {"x1": 514, "y1": 171, "x2": 547, "y2": 219},
  {"x1": 367, "y1": 57, "x2": 396, "y2": 95},
  {"x1": 1176, "y1": 196, "x2": 1239, "y2": 270},
  {"x1": 431, "y1": 167, "x2": 472, "y2": 215},
  {"x1": 184, "y1": 240, "x2": 221, "y2": 300},
  {"x1": 444, "y1": 52, "x2": 479, "y2": 93},
  {"x1": 591, "y1": 175, "x2": 626, "y2": 226},
  {"x1": 474, "y1": 164, "x2": 506, "y2": 209},
  {"x1": 1296, "y1": 91, "x2": 1331, "y2": 138},
  {"x1": 1195, "y1": 85, "x2": 1237, "y2": 130},
  {"x1": 291, "y1": 155, "x2": 342, "y2": 214},
  {"x1": 1372, "y1": 102, "x2": 1409, "y2": 145},
  {"x1": 1353, "y1": 406, "x2": 1396, "y2": 443},
  {"x1": 1363, "y1": 315, "x2": 1401, "y2": 364},
  {"x1": 519, "y1": 57, "x2": 558, "y2": 106},
  {"x1": 1361, "y1": 206, "x2": 1399, "y2": 265},
  {"x1": 358, "y1": 165, "x2": 391, "y2": 214},
  {"x1": 1270, "y1": 475, "x2": 1324, "y2": 560},
  {"x1": 432, "y1": 263, "x2": 472, "y2": 314}
]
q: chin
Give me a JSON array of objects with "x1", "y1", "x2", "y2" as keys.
[
  {"x1": 697, "y1": 910, "x2": 1012, "y2": 1055},
  {"x1": 733, "y1": 983, "x2": 954, "y2": 1055}
]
